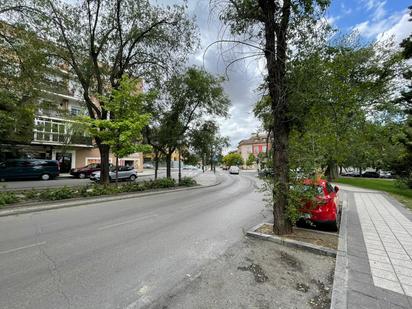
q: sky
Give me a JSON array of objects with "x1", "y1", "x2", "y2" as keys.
[{"x1": 154, "y1": 0, "x2": 411, "y2": 150}]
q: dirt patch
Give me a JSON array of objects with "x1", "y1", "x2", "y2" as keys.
[
  {"x1": 280, "y1": 251, "x2": 303, "y2": 272},
  {"x1": 147, "y1": 238, "x2": 335, "y2": 309},
  {"x1": 296, "y1": 282, "x2": 310, "y2": 293},
  {"x1": 256, "y1": 223, "x2": 338, "y2": 250},
  {"x1": 238, "y1": 263, "x2": 268, "y2": 283},
  {"x1": 308, "y1": 273, "x2": 334, "y2": 309}
]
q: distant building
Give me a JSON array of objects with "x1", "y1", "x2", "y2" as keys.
[{"x1": 237, "y1": 133, "x2": 271, "y2": 169}]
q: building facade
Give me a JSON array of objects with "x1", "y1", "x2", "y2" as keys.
[
  {"x1": 1, "y1": 66, "x2": 144, "y2": 173},
  {"x1": 237, "y1": 133, "x2": 271, "y2": 169}
]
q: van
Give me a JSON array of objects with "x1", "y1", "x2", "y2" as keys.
[{"x1": 0, "y1": 159, "x2": 60, "y2": 181}]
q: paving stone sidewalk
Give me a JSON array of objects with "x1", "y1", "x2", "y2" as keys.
[{"x1": 334, "y1": 185, "x2": 412, "y2": 309}]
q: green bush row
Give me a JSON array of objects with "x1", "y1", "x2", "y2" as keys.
[{"x1": 0, "y1": 177, "x2": 197, "y2": 207}]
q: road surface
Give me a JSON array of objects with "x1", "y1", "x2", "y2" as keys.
[{"x1": 0, "y1": 172, "x2": 268, "y2": 309}]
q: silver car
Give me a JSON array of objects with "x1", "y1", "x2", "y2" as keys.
[{"x1": 90, "y1": 166, "x2": 137, "y2": 182}]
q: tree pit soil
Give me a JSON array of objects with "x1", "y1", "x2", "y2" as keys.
[{"x1": 256, "y1": 223, "x2": 338, "y2": 250}]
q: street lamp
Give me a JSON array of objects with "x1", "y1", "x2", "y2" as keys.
[{"x1": 177, "y1": 139, "x2": 182, "y2": 184}]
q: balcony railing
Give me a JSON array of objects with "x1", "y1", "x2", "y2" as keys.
[{"x1": 33, "y1": 116, "x2": 93, "y2": 147}]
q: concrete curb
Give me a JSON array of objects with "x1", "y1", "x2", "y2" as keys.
[
  {"x1": 0, "y1": 179, "x2": 222, "y2": 217},
  {"x1": 246, "y1": 222, "x2": 337, "y2": 257},
  {"x1": 330, "y1": 199, "x2": 349, "y2": 309}
]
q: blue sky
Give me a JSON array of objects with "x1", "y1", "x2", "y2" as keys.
[{"x1": 325, "y1": 1, "x2": 411, "y2": 42}]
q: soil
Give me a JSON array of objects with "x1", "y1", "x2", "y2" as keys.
[
  {"x1": 256, "y1": 223, "x2": 338, "y2": 250},
  {"x1": 147, "y1": 237, "x2": 335, "y2": 309}
]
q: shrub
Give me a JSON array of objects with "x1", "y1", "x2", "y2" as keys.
[
  {"x1": 155, "y1": 178, "x2": 176, "y2": 188},
  {"x1": 179, "y1": 177, "x2": 197, "y2": 187},
  {"x1": 0, "y1": 191, "x2": 19, "y2": 206},
  {"x1": 38, "y1": 186, "x2": 75, "y2": 201}
]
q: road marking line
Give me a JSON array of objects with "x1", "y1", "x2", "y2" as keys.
[
  {"x1": 98, "y1": 215, "x2": 158, "y2": 231},
  {"x1": 0, "y1": 241, "x2": 46, "y2": 255}
]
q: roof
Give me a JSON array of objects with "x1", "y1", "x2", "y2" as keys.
[{"x1": 238, "y1": 134, "x2": 269, "y2": 146}]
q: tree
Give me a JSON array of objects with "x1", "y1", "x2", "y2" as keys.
[
  {"x1": 2, "y1": 0, "x2": 197, "y2": 183},
  {"x1": 82, "y1": 76, "x2": 152, "y2": 182},
  {"x1": 218, "y1": 0, "x2": 330, "y2": 234},
  {"x1": 189, "y1": 120, "x2": 228, "y2": 172},
  {"x1": 189, "y1": 121, "x2": 217, "y2": 172},
  {"x1": 222, "y1": 153, "x2": 243, "y2": 167},
  {"x1": 255, "y1": 36, "x2": 403, "y2": 181},
  {"x1": 0, "y1": 22, "x2": 48, "y2": 146},
  {"x1": 144, "y1": 67, "x2": 230, "y2": 178},
  {"x1": 182, "y1": 150, "x2": 200, "y2": 167},
  {"x1": 246, "y1": 153, "x2": 255, "y2": 168},
  {"x1": 393, "y1": 6, "x2": 412, "y2": 187}
]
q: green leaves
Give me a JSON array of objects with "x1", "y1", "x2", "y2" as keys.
[
  {"x1": 80, "y1": 76, "x2": 153, "y2": 158},
  {"x1": 222, "y1": 153, "x2": 243, "y2": 167}
]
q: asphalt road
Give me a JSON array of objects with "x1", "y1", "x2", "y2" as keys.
[
  {"x1": 0, "y1": 169, "x2": 200, "y2": 191},
  {"x1": 0, "y1": 172, "x2": 268, "y2": 309}
]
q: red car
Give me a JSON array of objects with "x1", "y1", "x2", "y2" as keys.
[
  {"x1": 70, "y1": 163, "x2": 102, "y2": 179},
  {"x1": 299, "y1": 179, "x2": 341, "y2": 230}
]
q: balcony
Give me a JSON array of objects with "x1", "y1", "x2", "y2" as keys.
[{"x1": 33, "y1": 116, "x2": 93, "y2": 147}]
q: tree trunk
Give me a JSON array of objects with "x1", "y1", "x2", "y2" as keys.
[
  {"x1": 154, "y1": 151, "x2": 159, "y2": 180},
  {"x1": 202, "y1": 154, "x2": 205, "y2": 172},
  {"x1": 262, "y1": 0, "x2": 293, "y2": 235},
  {"x1": 166, "y1": 152, "x2": 172, "y2": 179},
  {"x1": 326, "y1": 161, "x2": 339, "y2": 181},
  {"x1": 96, "y1": 142, "x2": 110, "y2": 184},
  {"x1": 272, "y1": 117, "x2": 292, "y2": 235}
]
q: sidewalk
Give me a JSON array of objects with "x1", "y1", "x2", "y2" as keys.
[{"x1": 333, "y1": 185, "x2": 412, "y2": 309}]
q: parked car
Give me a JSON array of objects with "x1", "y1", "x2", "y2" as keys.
[
  {"x1": 298, "y1": 179, "x2": 341, "y2": 231},
  {"x1": 183, "y1": 165, "x2": 198, "y2": 170},
  {"x1": 143, "y1": 163, "x2": 154, "y2": 169},
  {"x1": 0, "y1": 159, "x2": 59, "y2": 181},
  {"x1": 258, "y1": 168, "x2": 274, "y2": 177},
  {"x1": 379, "y1": 171, "x2": 393, "y2": 179},
  {"x1": 90, "y1": 166, "x2": 137, "y2": 182},
  {"x1": 70, "y1": 163, "x2": 102, "y2": 179},
  {"x1": 229, "y1": 166, "x2": 240, "y2": 175},
  {"x1": 362, "y1": 171, "x2": 380, "y2": 178}
]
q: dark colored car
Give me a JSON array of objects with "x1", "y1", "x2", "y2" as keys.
[
  {"x1": 258, "y1": 168, "x2": 274, "y2": 177},
  {"x1": 70, "y1": 163, "x2": 102, "y2": 179},
  {"x1": 299, "y1": 179, "x2": 341, "y2": 231},
  {"x1": 0, "y1": 159, "x2": 60, "y2": 181},
  {"x1": 362, "y1": 171, "x2": 380, "y2": 178}
]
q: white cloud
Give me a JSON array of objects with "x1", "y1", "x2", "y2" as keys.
[
  {"x1": 353, "y1": 10, "x2": 405, "y2": 39},
  {"x1": 377, "y1": 11, "x2": 412, "y2": 43}
]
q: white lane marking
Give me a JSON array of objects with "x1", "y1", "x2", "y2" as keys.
[
  {"x1": 0, "y1": 241, "x2": 46, "y2": 255},
  {"x1": 98, "y1": 214, "x2": 157, "y2": 231}
]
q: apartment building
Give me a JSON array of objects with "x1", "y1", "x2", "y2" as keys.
[
  {"x1": 0, "y1": 22, "x2": 143, "y2": 172},
  {"x1": 237, "y1": 133, "x2": 271, "y2": 168}
]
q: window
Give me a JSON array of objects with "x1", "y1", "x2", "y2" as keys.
[
  {"x1": 70, "y1": 107, "x2": 81, "y2": 116},
  {"x1": 326, "y1": 183, "x2": 335, "y2": 194}
]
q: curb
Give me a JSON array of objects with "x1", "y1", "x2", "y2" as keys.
[
  {"x1": 330, "y1": 199, "x2": 349, "y2": 309},
  {"x1": 246, "y1": 222, "x2": 337, "y2": 257},
  {"x1": 0, "y1": 179, "x2": 222, "y2": 218}
]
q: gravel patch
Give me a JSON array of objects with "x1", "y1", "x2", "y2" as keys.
[{"x1": 146, "y1": 237, "x2": 335, "y2": 309}]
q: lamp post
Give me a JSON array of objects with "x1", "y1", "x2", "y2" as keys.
[{"x1": 177, "y1": 139, "x2": 182, "y2": 184}]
